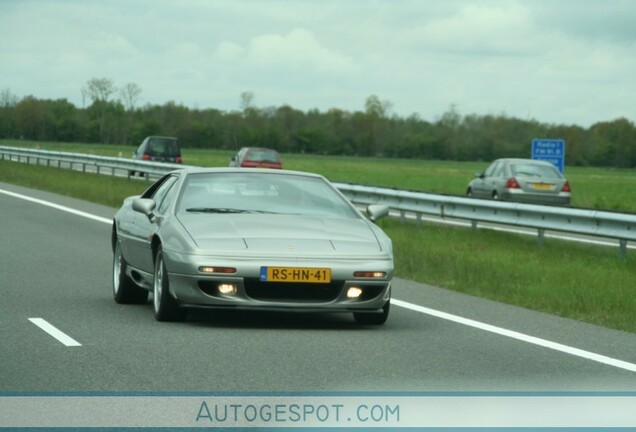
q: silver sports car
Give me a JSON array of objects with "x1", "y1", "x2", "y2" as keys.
[{"x1": 112, "y1": 168, "x2": 393, "y2": 325}]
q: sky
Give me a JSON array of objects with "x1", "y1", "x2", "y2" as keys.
[{"x1": 1, "y1": 0, "x2": 635, "y2": 127}]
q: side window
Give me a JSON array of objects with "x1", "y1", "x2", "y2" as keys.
[
  {"x1": 492, "y1": 163, "x2": 505, "y2": 178},
  {"x1": 157, "y1": 180, "x2": 178, "y2": 214},
  {"x1": 150, "y1": 176, "x2": 178, "y2": 213},
  {"x1": 484, "y1": 161, "x2": 499, "y2": 177},
  {"x1": 141, "y1": 174, "x2": 173, "y2": 198}
]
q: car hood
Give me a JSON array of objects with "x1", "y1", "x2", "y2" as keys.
[{"x1": 176, "y1": 214, "x2": 383, "y2": 254}]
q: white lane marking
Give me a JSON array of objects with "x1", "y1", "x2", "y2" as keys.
[
  {"x1": 0, "y1": 189, "x2": 112, "y2": 225},
  {"x1": 4, "y1": 188, "x2": 634, "y2": 371},
  {"x1": 391, "y1": 299, "x2": 636, "y2": 373},
  {"x1": 28, "y1": 318, "x2": 82, "y2": 347}
]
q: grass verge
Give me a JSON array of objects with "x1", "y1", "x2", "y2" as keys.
[
  {"x1": 1, "y1": 159, "x2": 635, "y2": 333},
  {"x1": 387, "y1": 219, "x2": 636, "y2": 333},
  {"x1": 0, "y1": 159, "x2": 147, "y2": 207}
]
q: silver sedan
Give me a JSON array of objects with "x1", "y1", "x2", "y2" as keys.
[
  {"x1": 112, "y1": 168, "x2": 393, "y2": 325},
  {"x1": 467, "y1": 158, "x2": 571, "y2": 206}
]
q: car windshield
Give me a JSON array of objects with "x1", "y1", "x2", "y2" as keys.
[
  {"x1": 511, "y1": 163, "x2": 562, "y2": 179},
  {"x1": 177, "y1": 172, "x2": 358, "y2": 218},
  {"x1": 148, "y1": 138, "x2": 180, "y2": 156}
]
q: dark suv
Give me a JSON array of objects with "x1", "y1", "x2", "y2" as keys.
[{"x1": 132, "y1": 136, "x2": 182, "y2": 164}]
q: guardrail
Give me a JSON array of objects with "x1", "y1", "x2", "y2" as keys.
[
  {"x1": 333, "y1": 183, "x2": 636, "y2": 258},
  {"x1": 0, "y1": 145, "x2": 183, "y2": 179},
  {"x1": 2, "y1": 145, "x2": 635, "y2": 257}
]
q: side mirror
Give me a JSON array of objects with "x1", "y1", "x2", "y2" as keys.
[
  {"x1": 475, "y1": 172, "x2": 484, "y2": 179},
  {"x1": 366, "y1": 204, "x2": 389, "y2": 222},
  {"x1": 132, "y1": 198, "x2": 157, "y2": 223}
]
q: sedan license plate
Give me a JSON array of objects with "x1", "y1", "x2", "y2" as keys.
[
  {"x1": 260, "y1": 267, "x2": 331, "y2": 283},
  {"x1": 532, "y1": 183, "x2": 553, "y2": 191}
]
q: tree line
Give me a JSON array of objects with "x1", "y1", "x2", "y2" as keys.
[{"x1": 1, "y1": 78, "x2": 635, "y2": 168}]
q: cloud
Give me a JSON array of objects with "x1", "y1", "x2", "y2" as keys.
[
  {"x1": 0, "y1": 0, "x2": 634, "y2": 126},
  {"x1": 402, "y1": 2, "x2": 540, "y2": 57},
  {"x1": 213, "y1": 28, "x2": 357, "y2": 75}
]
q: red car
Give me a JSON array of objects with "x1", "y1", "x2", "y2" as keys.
[{"x1": 229, "y1": 147, "x2": 282, "y2": 169}]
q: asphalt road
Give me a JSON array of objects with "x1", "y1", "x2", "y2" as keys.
[{"x1": 1, "y1": 182, "x2": 636, "y2": 393}]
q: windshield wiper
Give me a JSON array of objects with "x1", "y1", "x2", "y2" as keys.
[
  {"x1": 186, "y1": 207, "x2": 248, "y2": 214},
  {"x1": 186, "y1": 207, "x2": 279, "y2": 214}
]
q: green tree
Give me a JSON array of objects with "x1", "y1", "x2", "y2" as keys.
[
  {"x1": 15, "y1": 96, "x2": 46, "y2": 140},
  {"x1": 82, "y1": 77, "x2": 118, "y2": 143},
  {"x1": 48, "y1": 99, "x2": 80, "y2": 142},
  {"x1": 120, "y1": 83, "x2": 142, "y2": 145},
  {"x1": 0, "y1": 88, "x2": 18, "y2": 138},
  {"x1": 5, "y1": 86, "x2": 636, "y2": 170}
]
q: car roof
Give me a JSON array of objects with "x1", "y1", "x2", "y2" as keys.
[
  {"x1": 147, "y1": 135, "x2": 178, "y2": 140},
  {"x1": 496, "y1": 158, "x2": 554, "y2": 166},
  {"x1": 240, "y1": 146, "x2": 279, "y2": 152}
]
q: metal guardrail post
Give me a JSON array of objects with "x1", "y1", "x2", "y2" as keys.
[{"x1": 619, "y1": 239, "x2": 627, "y2": 259}]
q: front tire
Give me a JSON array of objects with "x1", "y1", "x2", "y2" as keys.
[
  {"x1": 113, "y1": 240, "x2": 148, "y2": 304},
  {"x1": 354, "y1": 301, "x2": 390, "y2": 325},
  {"x1": 153, "y1": 246, "x2": 185, "y2": 322}
]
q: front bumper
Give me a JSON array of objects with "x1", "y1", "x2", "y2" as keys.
[
  {"x1": 162, "y1": 250, "x2": 393, "y2": 313},
  {"x1": 170, "y1": 273, "x2": 391, "y2": 313}
]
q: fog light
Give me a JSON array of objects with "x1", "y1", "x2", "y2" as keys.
[
  {"x1": 347, "y1": 287, "x2": 363, "y2": 299},
  {"x1": 218, "y1": 283, "x2": 238, "y2": 295}
]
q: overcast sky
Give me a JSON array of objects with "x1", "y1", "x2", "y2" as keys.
[{"x1": 1, "y1": 0, "x2": 635, "y2": 127}]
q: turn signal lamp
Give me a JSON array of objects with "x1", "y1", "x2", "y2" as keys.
[
  {"x1": 353, "y1": 271, "x2": 386, "y2": 278},
  {"x1": 199, "y1": 266, "x2": 237, "y2": 274}
]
